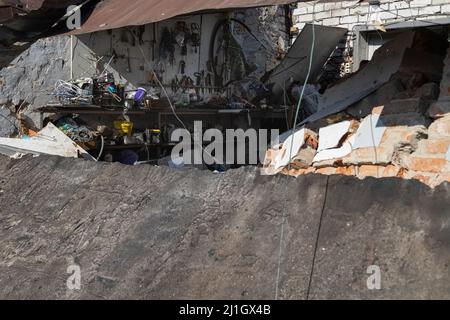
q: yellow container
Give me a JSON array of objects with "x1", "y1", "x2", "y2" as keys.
[{"x1": 114, "y1": 121, "x2": 134, "y2": 136}]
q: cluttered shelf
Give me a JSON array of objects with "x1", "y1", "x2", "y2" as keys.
[{"x1": 36, "y1": 105, "x2": 291, "y2": 116}]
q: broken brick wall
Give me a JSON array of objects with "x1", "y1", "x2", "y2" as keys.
[{"x1": 264, "y1": 29, "x2": 450, "y2": 188}]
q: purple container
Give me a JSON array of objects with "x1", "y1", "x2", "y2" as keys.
[{"x1": 134, "y1": 87, "x2": 147, "y2": 102}]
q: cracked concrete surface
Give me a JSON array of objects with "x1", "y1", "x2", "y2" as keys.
[{"x1": 0, "y1": 155, "x2": 449, "y2": 299}]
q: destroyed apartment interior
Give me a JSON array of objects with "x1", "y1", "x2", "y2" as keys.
[{"x1": 0, "y1": 0, "x2": 449, "y2": 301}]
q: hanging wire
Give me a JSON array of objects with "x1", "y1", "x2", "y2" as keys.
[{"x1": 274, "y1": 0, "x2": 319, "y2": 301}]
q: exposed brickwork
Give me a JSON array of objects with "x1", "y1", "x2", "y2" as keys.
[{"x1": 292, "y1": 0, "x2": 449, "y2": 78}]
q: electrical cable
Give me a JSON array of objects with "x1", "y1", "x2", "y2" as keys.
[
  {"x1": 274, "y1": 0, "x2": 318, "y2": 301},
  {"x1": 366, "y1": 5, "x2": 381, "y2": 179},
  {"x1": 54, "y1": 79, "x2": 93, "y2": 104},
  {"x1": 96, "y1": 135, "x2": 104, "y2": 161}
]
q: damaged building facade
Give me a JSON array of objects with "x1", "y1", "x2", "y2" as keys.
[
  {"x1": 0, "y1": 0, "x2": 450, "y2": 301},
  {"x1": 0, "y1": 0, "x2": 449, "y2": 188}
]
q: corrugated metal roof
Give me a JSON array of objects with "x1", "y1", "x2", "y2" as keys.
[{"x1": 71, "y1": 0, "x2": 299, "y2": 34}]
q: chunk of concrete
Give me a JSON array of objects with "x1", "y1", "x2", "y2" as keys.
[
  {"x1": 317, "y1": 120, "x2": 352, "y2": 152},
  {"x1": 291, "y1": 146, "x2": 316, "y2": 169},
  {"x1": 352, "y1": 114, "x2": 386, "y2": 150},
  {"x1": 428, "y1": 100, "x2": 450, "y2": 119},
  {"x1": 262, "y1": 128, "x2": 318, "y2": 175},
  {"x1": 383, "y1": 97, "x2": 431, "y2": 115},
  {"x1": 379, "y1": 112, "x2": 430, "y2": 127},
  {"x1": 0, "y1": 123, "x2": 94, "y2": 160},
  {"x1": 428, "y1": 114, "x2": 450, "y2": 139},
  {"x1": 413, "y1": 82, "x2": 440, "y2": 101},
  {"x1": 0, "y1": 106, "x2": 17, "y2": 138},
  {"x1": 313, "y1": 135, "x2": 355, "y2": 164},
  {"x1": 343, "y1": 126, "x2": 426, "y2": 166},
  {"x1": 303, "y1": 31, "x2": 416, "y2": 124}
]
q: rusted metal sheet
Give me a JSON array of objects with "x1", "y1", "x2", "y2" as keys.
[{"x1": 71, "y1": 0, "x2": 297, "y2": 34}]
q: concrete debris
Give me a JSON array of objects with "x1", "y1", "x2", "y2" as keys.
[
  {"x1": 0, "y1": 36, "x2": 71, "y2": 129},
  {"x1": 352, "y1": 113, "x2": 386, "y2": 150},
  {"x1": 262, "y1": 128, "x2": 317, "y2": 175},
  {"x1": 302, "y1": 31, "x2": 416, "y2": 124},
  {"x1": 429, "y1": 101, "x2": 450, "y2": 119},
  {"x1": 0, "y1": 155, "x2": 449, "y2": 299},
  {"x1": 0, "y1": 123, "x2": 94, "y2": 160},
  {"x1": 313, "y1": 135, "x2": 355, "y2": 165},
  {"x1": 428, "y1": 114, "x2": 450, "y2": 139},
  {"x1": 383, "y1": 97, "x2": 431, "y2": 116},
  {"x1": 0, "y1": 106, "x2": 17, "y2": 137},
  {"x1": 303, "y1": 29, "x2": 448, "y2": 125},
  {"x1": 346, "y1": 78, "x2": 405, "y2": 118},
  {"x1": 263, "y1": 29, "x2": 450, "y2": 189},
  {"x1": 427, "y1": 46, "x2": 450, "y2": 119}
]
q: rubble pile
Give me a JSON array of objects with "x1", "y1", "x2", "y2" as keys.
[{"x1": 263, "y1": 30, "x2": 450, "y2": 188}]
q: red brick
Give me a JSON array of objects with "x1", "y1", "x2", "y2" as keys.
[
  {"x1": 382, "y1": 165, "x2": 402, "y2": 177},
  {"x1": 316, "y1": 167, "x2": 337, "y2": 175},
  {"x1": 428, "y1": 114, "x2": 450, "y2": 139},
  {"x1": 305, "y1": 167, "x2": 316, "y2": 174},
  {"x1": 411, "y1": 174, "x2": 432, "y2": 185},
  {"x1": 417, "y1": 138, "x2": 450, "y2": 155},
  {"x1": 428, "y1": 101, "x2": 450, "y2": 119},
  {"x1": 358, "y1": 165, "x2": 385, "y2": 178}
]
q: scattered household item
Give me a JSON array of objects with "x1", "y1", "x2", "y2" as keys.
[
  {"x1": 118, "y1": 149, "x2": 139, "y2": 165},
  {"x1": 114, "y1": 121, "x2": 134, "y2": 136},
  {"x1": 264, "y1": 24, "x2": 347, "y2": 102},
  {"x1": 0, "y1": 123, "x2": 94, "y2": 160}
]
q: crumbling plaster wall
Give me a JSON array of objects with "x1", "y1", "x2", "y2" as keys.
[
  {"x1": 236, "y1": 5, "x2": 290, "y2": 75},
  {"x1": 0, "y1": 36, "x2": 71, "y2": 135},
  {"x1": 293, "y1": 0, "x2": 450, "y2": 80}
]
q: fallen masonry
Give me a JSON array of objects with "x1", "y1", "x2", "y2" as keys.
[{"x1": 264, "y1": 30, "x2": 450, "y2": 188}]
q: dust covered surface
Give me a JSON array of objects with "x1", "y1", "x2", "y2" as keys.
[{"x1": 0, "y1": 155, "x2": 448, "y2": 299}]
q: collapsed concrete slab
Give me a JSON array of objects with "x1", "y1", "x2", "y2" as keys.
[
  {"x1": 303, "y1": 29, "x2": 448, "y2": 125},
  {"x1": 0, "y1": 155, "x2": 448, "y2": 299}
]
